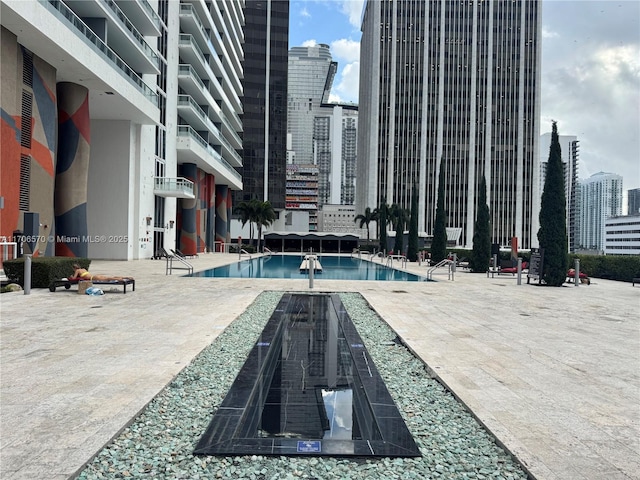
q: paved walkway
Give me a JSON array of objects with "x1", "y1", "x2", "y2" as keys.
[{"x1": 1, "y1": 254, "x2": 638, "y2": 479}]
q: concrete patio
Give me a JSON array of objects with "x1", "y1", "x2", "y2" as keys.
[{"x1": 1, "y1": 253, "x2": 638, "y2": 479}]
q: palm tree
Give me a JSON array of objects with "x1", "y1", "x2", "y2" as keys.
[
  {"x1": 354, "y1": 207, "x2": 378, "y2": 241},
  {"x1": 253, "y1": 200, "x2": 276, "y2": 252},
  {"x1": 234, "y1": 200, "x2": 257, "y2": 245}
]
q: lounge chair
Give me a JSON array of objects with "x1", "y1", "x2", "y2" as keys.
[
  {"x1": 500, "y1": 261, "x2": 528, "y2": 275},
  {"x1": 566, "y1": 269, "x2": 590, "y2": 285},
  {"x1": 49, "y1": 277, "x2": 135, "y2": 293}
]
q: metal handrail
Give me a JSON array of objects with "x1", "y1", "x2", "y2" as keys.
[
  {"x1": 427, "y1": 258, "x2": 454, "y2": 281},
  {"x1": 165, "y1": 254, "x2": 193, "y2": 275},
  {"x1": 386, "y1": 254, "x2": 407, "y2": 268}
]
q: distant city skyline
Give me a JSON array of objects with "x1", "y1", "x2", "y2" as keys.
[{"x1": 288, "y1": 0, "x2": 640, "y2": 192}]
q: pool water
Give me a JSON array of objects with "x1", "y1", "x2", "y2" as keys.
[{"x1": 191, "y1": 254, "x2": 426, "y2": 281}]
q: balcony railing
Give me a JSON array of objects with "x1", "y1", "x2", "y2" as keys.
[
  {"x1": 153, "y1": 177, "x2": 195, "y2": 199},
  {"x1": 179, "y1": 3, "x2": 209, "y2": 44},
  {"x1": 135, "y1": 0, "x2": 163, "y2": 31},
  {"x1": 104, "y1": 0, "x2": 162, "y2": 69},
  {"x1": 177, "y1": 125, "x2": 242, "y2": 184},
  {"x1": 178, "y1": 64, "x2": 207, "y2": 92},
  {"x1": 42, "y1": 0, "x2": 158, "y2": 106}
]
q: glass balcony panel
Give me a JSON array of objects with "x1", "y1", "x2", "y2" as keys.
[
  {"x1": 42, "y1": 0, "x2": 158, "y2": 106},
  {"x1": 154, "y1": 177, "x2": 195, "y2": 199}
]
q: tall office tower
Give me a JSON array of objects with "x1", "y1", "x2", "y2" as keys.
[
  {"x1": 239, "y1": 0, "x2": 289, "y2": 210},
  {"x1": 628, "y1": 188, "x2": 640, "y2": 215},
  {"x1": 314, "y1": 105, "x2": 359, "y2": 206},
  {"x1": 288, "y1": 44, "x2": 337, "y2": 165},
  {"x1": 578, "y1": 172, "x2": 623, "y2": 252},
  {"x1": 0, "y1": 0, "x2": 245, "y2": 259},
  {"x1": 540, "y1": 133, "x2": 580, "y2": 252},
  {"x1": 356, "y1": 0, "x2": 542, "y2": 248}
]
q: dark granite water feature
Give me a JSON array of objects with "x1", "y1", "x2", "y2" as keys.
[{"x1": 194, "y1": 293, "x2": 421, "y2": 457}]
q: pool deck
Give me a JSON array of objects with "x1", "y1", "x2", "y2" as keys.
[{"x1": 1, "y1": 253, "x2": 638, "y2": 479}]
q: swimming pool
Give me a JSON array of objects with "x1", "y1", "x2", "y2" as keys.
[{"x1": 191, "y1": 254, "x2": 427, "y2": 281}]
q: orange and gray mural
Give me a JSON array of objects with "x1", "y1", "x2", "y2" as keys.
[
  {"x1": 54, "y1": 82, "x2": 90, "y2": 258},
  {"x1": 0, "y1": 34, "x2": 57, "y2": 257},
  {"x1": 215, "y1": 184, "x2": 230, "y2": 247},
  {"x1": 178, "y1": 164, "x2": 216, "y2": 255}
]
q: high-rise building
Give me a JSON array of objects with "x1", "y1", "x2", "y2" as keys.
[
  {"x1": 578, "y1": 172, "x2": 623, "y2": 252},
  {"x1": 356, "y1": 0, "x2": 542, "y2": 249},
  {"x1": 239, "y1": 0, "x2": 289, "y2": 210},
  {"x1": 604, "y1": 214, "x2": 640, "y2": 255},
  {"x1": 288, "y1": 44, "x2": 336, "y2": 166},
  {"x1": 175, "y1": 0, "x2": 244, "y2": 255},
  {"x1": 539, "y1": 133, "x2": 580, "y2": 252},
  {"x1": 0, "y1": 0, "x2": 244, "y2": 259},
  {"x1": 287, "y1": 44, "x2": 358, "y2": 231},
  {"x1": 286, "y1": 163, "x2": 319, "y2": 231},
  {"x1": 314, "y1": 104, "x2": 358, "y2": 206},
  {"x1": 628, "y1": 188, "x2": 640, "y2": 215}
]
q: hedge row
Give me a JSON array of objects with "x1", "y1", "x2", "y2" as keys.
[
  {"x1": 572, "y1": 254, "x2": 640, "y2": 283},
  {"x1": 448, "y1": 249, "x2": 639, "y2": 283},
  {"x1": 3, "y1": 257, "x2": 91, "y2": 289}
]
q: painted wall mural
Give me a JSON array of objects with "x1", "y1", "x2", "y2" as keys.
[
  {"x1": 0, "y1": 39, "x2": 57, "y2": 257},
  {"x1": 54, "y1": 82, "x2": 90, "y2": 257},
  {"x1": 215, "y1": 184, "x2": 229, "y2": 248},
  {"x1": 178, "y1": 163, "x2": 198, "y2": 255}
]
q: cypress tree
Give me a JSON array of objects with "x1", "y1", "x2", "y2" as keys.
[
  {"x1": 470, "y1": 175, "x2": 491, "y2": 272},
  {"x1": 431, "y1": 161, "x2": 448, "y2": 262},
  {"x1": 538, "y1": 121, "x2": 568, "y2": 286},
  {"x1": 393, "y1": 206, "x2": 404, "y2": 255},
  {"x1": 378, "y1": 198, "x2": 388, "y2": 253},
  {"x1": 407, "y1": 184, "x2": 419, "y2": 262}
]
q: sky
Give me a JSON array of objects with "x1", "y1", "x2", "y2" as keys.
[{"x1": 288, "y1": 0, "x2": 640, "y2": 194}]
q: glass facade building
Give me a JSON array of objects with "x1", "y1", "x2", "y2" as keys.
[
  {"x1": 287, "y1": 45, "x2": 337, "y2": 166},
  {"x1": 578, "y1": 172, "x2": 623, "y2": 252},
  {"x1": 239, "y1": 0, "x2": 289, "y2": 210}
]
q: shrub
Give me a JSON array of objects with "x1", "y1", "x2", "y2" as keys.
[
  {"x1": 3, "y1": 257, "x2": 91, "y2": 288},
  {"x1": 572, "y1": 254, "x2": 640, "y2": 283}
]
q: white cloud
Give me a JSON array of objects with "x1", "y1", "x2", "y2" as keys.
[
  {"x1": 541, "y1": 0, "x2": 640, "y2": 189},
  {"x1": 541, "y1": 43, "x2": 640, "y2": 186},
  {"x1": 333, "y1": 61, "x2": 360, "y2": 103},
  {"x1": 300, "y1": 7, "x2": 311, "y2": 19},
  {"x1": 330, "y1": 38, "x2": 360, "y2": 63},
  {"x1": 339, "y1": 0, "x2": 365, "y2": 29},
  {"x1": 302, "y1": 39, "x2": 317, "y2": 48}
]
